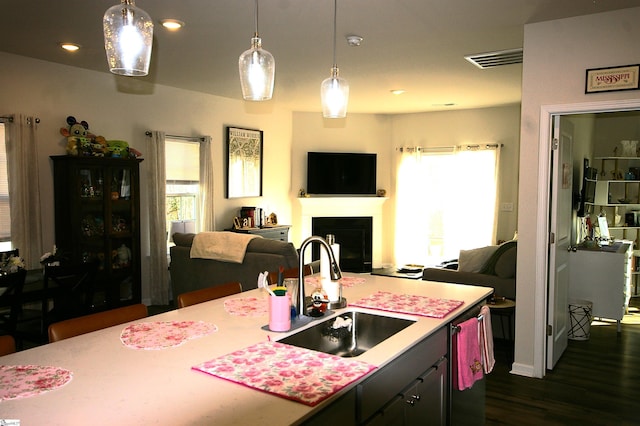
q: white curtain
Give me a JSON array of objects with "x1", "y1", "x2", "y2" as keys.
[
  {"x1": 6, "y1": 114, "x2": 43, "y2": 269},
  {"x1": 145, "y1": 131, "x2": 169, "y2": 305},
  {"x1": 199, "y1": 136, "x2": 215, "y2": 231},
  {"x1": 394, "y1": 145, "x2": 500, "y2": 266}
]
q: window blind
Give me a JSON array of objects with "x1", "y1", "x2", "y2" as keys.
[{"x1": 0, "y1": 123, "x2": 10, "y2": 241}]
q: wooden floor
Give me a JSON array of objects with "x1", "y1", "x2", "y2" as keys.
[{"x1": 485, "y1": 302, "x2": 640, "y2": 425}]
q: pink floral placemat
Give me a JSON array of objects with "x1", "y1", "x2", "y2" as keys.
[
  {"x1": 224, "y1": 297, "x2": 268, "y2": 317},
  {"x1": 350, "y1": 291, "x2": 464, "y2": 318},
  {"x1": 192, "y1": 341, "x2": 376, "y2": 406},
  {"x1": 120, "y1": 321, "x2": 218, "y2": 350},
  {"x1": 0, "y1": 365, "x2": 72, "y2": 400},
  {"x1": 304, "y1": 276, "x2": 366, "y2": 288}
]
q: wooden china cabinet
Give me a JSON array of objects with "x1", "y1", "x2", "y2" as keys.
[{"x1": 51, "y1": 155, "x2": 143, "y2": 310}]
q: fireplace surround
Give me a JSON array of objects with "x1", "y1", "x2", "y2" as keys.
[{"x1": 297, "y1": 197, "x2": 387, "y2": 269}]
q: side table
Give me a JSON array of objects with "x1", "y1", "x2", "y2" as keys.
[
  {"x1": 487, "y1": 298, "x2": 516, "y2": 340},
  {"x1": 227, "y1": 225, "x2": 291, "y2": 242}
]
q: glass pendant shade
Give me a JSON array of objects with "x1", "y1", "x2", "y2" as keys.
[
  {"x1": 239, "y1": 36, "x2": 275, "y2": 101},
  {"x1": 321, "y1": 66, "x2": 349, "y2": 118},
  {"x1": 103, "y1": 0, "x2": 153, "y2": 76}
]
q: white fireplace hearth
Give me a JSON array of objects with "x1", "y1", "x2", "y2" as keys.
[{"x1": 297, "y1": 197, "x2": 387, "y2": 268}]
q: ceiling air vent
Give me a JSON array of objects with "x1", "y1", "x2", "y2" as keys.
[{"x1": 464, "y1": 48, "x2": 523, "y2": 69}]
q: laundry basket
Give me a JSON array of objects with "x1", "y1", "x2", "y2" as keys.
[{"x1": 568, "y1": 299, "x2": 593, "y2": 341}]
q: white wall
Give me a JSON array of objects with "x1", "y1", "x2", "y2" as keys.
[
  {"x1": 290, "y1": 113, "x2": 393, "y2": 251},
  {"x1": 517, "y1": 7, "x2": 640, "y2": 377},
  {"x1": 390, "y1": 105, "x2": 521, "y2": 245},
  {"x1": 0, "y1": 52, "x2": 293, "y2": 303},
  {"x1": 291, "y1": 107, "x2": 521, "y2": 264}
]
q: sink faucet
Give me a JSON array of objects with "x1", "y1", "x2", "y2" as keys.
[{"x1": 296, "y1": 235, "x2": 342, "y2": 319}]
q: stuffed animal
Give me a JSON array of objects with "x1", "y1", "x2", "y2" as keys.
[
  {"x1": 107, "y1": 140, "x2": 129, "y2": 158},
  {"x1": 60, "y1": 116, "x2": 91, "y2": 156}
]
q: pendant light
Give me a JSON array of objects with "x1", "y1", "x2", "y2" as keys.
[
  {"x1": 103, "y1": 0, "x2": 154, "y2": 76},
  {"x1": 321, "y1": 0, "x2": 349, "y2": 118},
  {"x1": 239, "y1": 0, "x2": 275, "y2": 101}
]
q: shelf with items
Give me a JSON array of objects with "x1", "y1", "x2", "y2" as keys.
[
  {"x1": 594, "y1": 156, "x2": 640, "y2": 181},
  {"x1": 51, "y1": 155, "x2": 142, "y2": 311}
]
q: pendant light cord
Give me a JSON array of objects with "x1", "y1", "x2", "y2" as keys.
[
  {"x1": 254, "y1": 0, "x2": 259, "y2": 37},
  {"x1": 332, "y1": 0, "x2": 337, "y2": 67}
]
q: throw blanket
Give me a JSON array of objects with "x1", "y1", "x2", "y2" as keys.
[{"x1": 190, "y1": 232, "x2": 258, "y2": 263}]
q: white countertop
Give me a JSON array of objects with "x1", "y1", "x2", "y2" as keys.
[{"x1": 0, "y1": 273, "x2": 491, "y2": 425}]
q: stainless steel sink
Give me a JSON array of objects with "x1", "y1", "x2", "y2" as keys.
[{"x1": 278, "y1": 310, "x2": 415, "y2": 357}]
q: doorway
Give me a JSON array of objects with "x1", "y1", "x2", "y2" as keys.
[{"x1": 540, "y1": 100, "x2": 640, "y2": 375}]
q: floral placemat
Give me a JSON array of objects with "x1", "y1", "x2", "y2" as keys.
[
  {"x1": 0, "y1": 365, "x2": 72, "y2": 400},
  {"x1": 303, "y1": 276, "x2": 366, "y2": 288},
  {"x1": 349, "y1": 291, "x2": 464, "y2": 318},
  {"x1": 192, "y1": 341, "x2": 376, "y2": 406},
  {"x1": 120, "y1": 321, "x2": 218, "y2": 350},
  {"x1": 223, "y1": 297, "x2": 268, "y2": 316}
]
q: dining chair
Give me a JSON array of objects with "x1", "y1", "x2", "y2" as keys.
[
  {"x1": 0, "y1": 334, "x2": 16, "y2": 356},
  {"x1": 48, "y1": 303, "x2": 148, "y2": 343},
  {"x1": 266, "y1": 264, "x2": 314, "y2": 286},
  {"x1": 177, "y1": 281, "x2": 242, "y2": 308},
  {"x1": 42, "y1": 260, "x2": 99, "y2": 329},
  {"x1": 0, "y1": 268, "x2": 28, "y2": 337}
]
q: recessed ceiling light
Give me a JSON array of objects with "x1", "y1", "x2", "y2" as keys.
[
  {"x1": 346, "y1": 35, "x2": 363, "y2": 47},
  {"x1": 390, "y1": 89, "x2": 406, "y2": 95},
  {"x1": 160, "y1": 19, "x2": 185, "y2": 31},
  {"x1": 60, "y1": 43, "x2": 80, "y2": 52}
]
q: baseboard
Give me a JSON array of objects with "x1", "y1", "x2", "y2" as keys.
[{"x1": 509, "y1": 362, "x2": 537, "y2": 378}]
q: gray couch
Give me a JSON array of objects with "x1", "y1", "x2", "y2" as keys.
[
  {"x1": 169, "y1": 233, "x2": 299, "y2": 304},
  {"x1": 421, "y1": 241, "x2": 517, "y2": 300}
]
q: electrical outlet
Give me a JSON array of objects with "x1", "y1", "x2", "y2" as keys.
[{"x1": 500, "y1": 202, "x2": 514, "y2": 212}]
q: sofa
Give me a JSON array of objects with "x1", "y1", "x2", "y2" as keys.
[
  {"x1": 421, "y1": 240, "x2": 517, "y2": 300},
  {"x1": 169, "y1": 233, "x2": 299, "y2": 304}
]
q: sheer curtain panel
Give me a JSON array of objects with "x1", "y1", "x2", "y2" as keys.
[
  {"x1": 6, "y1": 115, "x2": 43, "y2": 269},
  {"x1": 145, "y1": 131, "x2": 170, "y2": 305},
  {"x1": 394, "y1": 145, "x2": 500, "y2": 267},
  {"x1": 199, "y1": 136, "x2": 215, "y2": 231}
]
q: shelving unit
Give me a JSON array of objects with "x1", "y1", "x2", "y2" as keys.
[
  {"x1": 51, "y1": 155, "x2": 143, "y2": 310},
  {"x1": 588, "y1": 156, "x2": 640, "y2": 297}
]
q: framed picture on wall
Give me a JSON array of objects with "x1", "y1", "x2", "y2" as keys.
[
  {"x1": 226, "y1": 126, "x2": 263, "y2": 198},
  {"x1": 585, "y1": 64, "x2": 640, "y2": 93}
]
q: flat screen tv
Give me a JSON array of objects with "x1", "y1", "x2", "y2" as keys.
[{"x1": 307, "y1": 152, "x2": 377, "y2": 195}]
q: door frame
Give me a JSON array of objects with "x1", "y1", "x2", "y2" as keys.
[{"x1": 534, "y1": 99, "x2": 640, "y2": 377}]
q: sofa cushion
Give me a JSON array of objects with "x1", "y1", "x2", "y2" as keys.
[
  {"x1": 480, "y1": 240, "x2": 517, "y2": 277},
  {"x1": 173, "y1": 232, "x2": 195, "y2": 247},
  {"x1": 494, "y1": 244, "x2": 517, "y2": 278},
  {"x1": 458, "y1": 245, "x2": 498, "y2": 273}
]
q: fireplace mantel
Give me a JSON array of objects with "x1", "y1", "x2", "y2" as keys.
[{"x1": 298, "y1": 197, "x2": 387, "y2": 268}]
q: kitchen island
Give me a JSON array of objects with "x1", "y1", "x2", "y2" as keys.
[{"x1": 0, "y1": 273, "x2": 491, "y2": 425}]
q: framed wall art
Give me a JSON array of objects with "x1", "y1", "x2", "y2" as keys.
[
  {"x1": 226, "y1": 126, "x2": 263, "y2": 198},
  {"x1": 585, "y1": 64, "x2": 640, "y2": 94}
]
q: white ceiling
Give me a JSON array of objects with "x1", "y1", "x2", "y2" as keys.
[{"x1": 2, "y1": 0, "x2": 640, "y2": 114}]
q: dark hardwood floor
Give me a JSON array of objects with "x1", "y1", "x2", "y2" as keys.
[{"x1": 485, "y1": 300, "x2": 640, "y2": 425}]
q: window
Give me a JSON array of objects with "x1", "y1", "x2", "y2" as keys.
[
  {"x1": 0, "y1": 122, "x2": 11, "y2": 251},
  {"x1": 394, "y1": 146, "x2": 499, "y2": 266},
  {"x1": 165, "y1": 139, "x2": 200, "y2": 246}
]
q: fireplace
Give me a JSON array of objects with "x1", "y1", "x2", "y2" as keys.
[{"x1": 312, "y1": 216, "x2": 373, "y2": 272}]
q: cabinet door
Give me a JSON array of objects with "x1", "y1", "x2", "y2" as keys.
[
  {"x1": 108, "y1": 166, "x2": 138, "y2": 303},
  {"x1": 404, "y1": 358, "x2": 447, "y2": 426},
  {"x1": 365, "y1": 394, "x2": 405, "y2": 426},
  {"x1": 302, "y1": 389, "x2": 356, "y2": 426}
]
